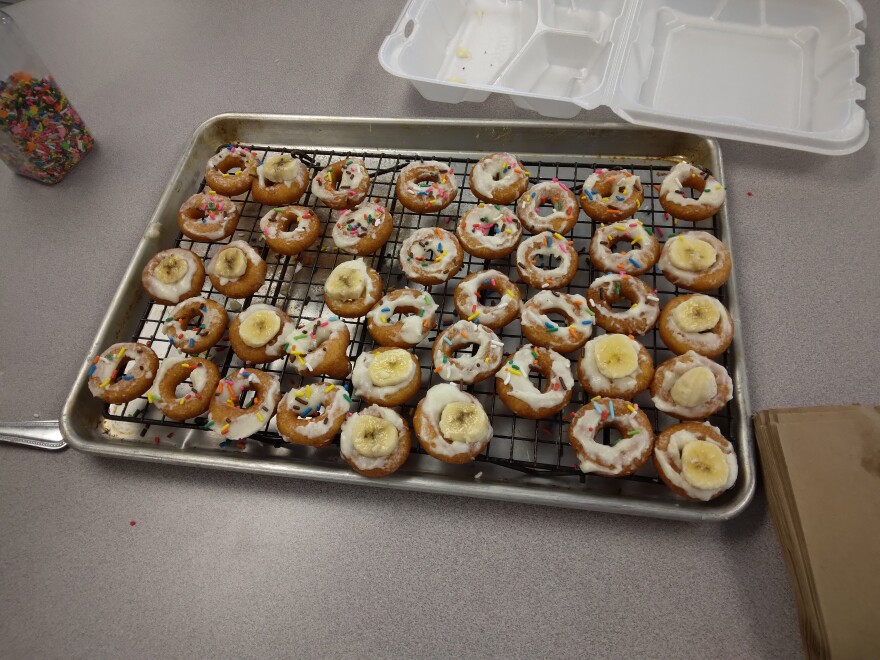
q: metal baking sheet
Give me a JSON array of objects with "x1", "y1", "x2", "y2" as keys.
[{"x1": 61, "y1": 114, "x2": 754, "y2": 521}]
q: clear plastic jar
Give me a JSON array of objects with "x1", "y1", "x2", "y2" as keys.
[{"x1": 0, "y1": 10, "x2": 93, "y2": 184}]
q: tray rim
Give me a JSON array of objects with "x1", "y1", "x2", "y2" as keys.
[{"x1": 60, "y1": 113, "x2": 756, "y2": 522}]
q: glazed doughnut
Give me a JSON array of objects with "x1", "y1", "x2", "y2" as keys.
[
  {"x1": 208, "y1": 367, "x2": 280, "y2": 439},
  {"x1": 148, "y1": 356, "x2": 220, "y2": 421},
  {"x1": 259, "y1": 206, "x2": 321, "y2": 256},
  {"x1": 516, "y1": 231, "x2": 578, "y2": 289},
  {"x1": 276, "y1": 381, "x2": 351, "y2": 447},
  {"x1": 653, "y1": 422, "x2": 738, "y2": 501},
  {"x1": 86, "y1": 342, "x2": 158, "y2": 404},
  {"x1": 589, "y1": 220, "x2": 660, "y2": 275},
  {"x1": 399, "y1": 226, "x2": 463, "y2": 285},
  {"x1": 577, "y1": 334, "x2": 653, "y2": 399},
  {"x1": 367, "y1": 288, "x2": 438, "y2": 348},
  {"x1": 568, "y1": 398, "x2": 654, "y2": 476},
  {"x1": 206, "y1": 240, "x2": 267, "y2": 298},
  {"x1": 456, "y1": 203, "x2": 522, "y2": 259},
  {"x1": 586, "y1": 274, "x2": 659, "y2": 336},
  {"x1": 251, "y1": 153, "x2": 309, "y2": 206},
  {"x1": 453, "y1": 270, "x2": 522, "y2": 330},
  {"x1": 414, "y1": 383, "x2": 492, "y2": 464},
  {"x1": 468, "y1": 152, "x2": 530, "y2": 205},
  {"x1": 228, "y1": 303, "x2": 293, "y2": 363},
  {"x1": 579, "y1": 169, "x2": 644, "y2": 222},
  {"x1": 177, "y1": 192, "x2": 241, "y2": 242},
  {"x1": 323, "y1": 258, "x2": 383, "y2": 318},
  {"x1": 340, "y1": 405, "x2": 411, "y2": 477},
  {"x1": 285, "y1": 316, "x2": 351, "y2": 379},
  {"x1": 432, "y1": 320, "x2": 504, "y2": 384},
  {"x1": 332, "y1": 200, "x2": 393, "y2": 255},
  {"x1": 311, "y1": 157, "x2": 370, "y2": 209},
  {"x1": 496, "y1": 344, "x2": 574, "y2": 419},
  {"x1": 351, "y1": 347, "x2": 421, "y2": 406},
  {"x1": 658, "y1": 294, "x2": 734, "y2": 358},
  {"x1": 516, "y1": 180, "x2": 579, "y2": 234},
  {"x1": 659, "y1": 162, "x2": 725, "y2": 221},
  {"x1": 395, "y1": 160, "x2": 458, "y2": 212},
  {"x1": 204, "y1": 145, "x2": 258, "y2": 197},
  {"x1": 651, "y1": 351, "x2": 733, "y2": 420},
  {"x1": 162, "y1": 297, "x2": 228, "y2": 354},
  {"x1": 658, "y1": 231, "x2": 732, "y2": 292},
  {"x1": 141, "y1": 248, "x2": 205, "y2": 306},
  {"x1": 521, "y1": 291, "x2": 594, "y2": 353}
]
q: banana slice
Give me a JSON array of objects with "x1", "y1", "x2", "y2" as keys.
[
  {"x1": 681, "y1": 440, "x2": 729, "y2": 489},
  {"x1": 262, "y1": 154, "x2": 299, "y2": 183},
  {"x1": 352, "y1": 415, "x2": 397, "y2": 457},
  {"x1": 439, "y1": 402, "x2": 489, "y2": 443},
  {"x1": 155, "y1": 254, "x2": 188, "y2": 284},
  {"x1": 670, "y1": 366, "x2": 717, "y2": 407},
  {"x1": 673, "y1": 296, "x2": 720, "y2": 332},
  {"x1": 326, "y1": 265, "x2": 365, "y2": 300},
  {"x1": 594, "y1": 334, "x2": 639, "y2": 379},
  {"x1": 213, "y1": 247, "x2": 247, "y2": 279},
  {"x1": 669, "y1": 236, "x2": 717, "y2": 271},
  {"x1": 238, "y1": 310, "x2": 281, "y2": 348},
  {"x1": 368, "y1": 349, "x2": 412, "y2": 387}
]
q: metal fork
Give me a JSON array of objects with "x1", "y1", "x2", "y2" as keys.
[{"x1": 0, "y1": 420, "x2": 67, "y2": 450}]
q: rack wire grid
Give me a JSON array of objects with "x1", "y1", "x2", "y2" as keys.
[{"x1": 104, "y1": 143, "x2": 735, "y2": 486}]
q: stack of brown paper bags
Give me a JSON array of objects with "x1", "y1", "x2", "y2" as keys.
[{"x1": 753, "y1": 405, "x2": 880, "y2": 659}]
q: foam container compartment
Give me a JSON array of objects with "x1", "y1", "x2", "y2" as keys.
[{"x1": 379, "y1": 0, "x2": 868, "y2": 154}]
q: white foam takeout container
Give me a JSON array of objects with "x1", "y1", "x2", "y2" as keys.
[{"x1": 379, "y1": 0, "x2": 868, "y2": 155}]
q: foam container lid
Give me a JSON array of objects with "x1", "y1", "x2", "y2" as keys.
[{"x1": 379, "y1": 0, "x2": 868, "y2": 155}]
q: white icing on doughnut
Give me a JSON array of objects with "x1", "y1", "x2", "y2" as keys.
[
  {"x1": 578, "y1": 335, "x2": 642, "y2": 393},
  {"x1": 148, "y1": 356, "x2": 210, "y2": 405},
  {"x1": 340, "y1": 405, "x2": 406, "y2": 471},
  {"x1": 256, "y1": 155, "x2": 307, "y2": 187},
  {"x1": 146, "y1": 251, "x2": 199, "y2": 303},
  {"x1": 590, "y1": 221, "x2": 659, "y2": 272},
  {"x1": 259, "y1": 206, "x2": 314, "y2": 240},
  {"x1": 654, "y1": 424, "x2": 738, "y2": 500},
  {"x1": 284, "y1": 317, "x2": 348, "y2": 371},
  {"x1": 660, "y1": 162, "x2": 725, "y2": 208},
  {"x1": 236, "y1": 304, "x2": 293, "y2": 357},
  {"x1": 432, "y1": 320, "x2": 503, "y2": 383},
  {"x1": 458, "y1": 204, "x2": 521, "y2": 252},
  {"x1": 206, "y1": 240, "x2": 263, "y2": 285},
  {"x1": 332, "y1": 201, "x2": 387, "y2": 250},
  {"x1": 651, "y1": 351, "x2": 733, "y2": 418},
  {"x1": 456, "y1": 270, "x2": 519, "y2": 326},
  {"x1": 517, "y1": 231, "x2": 575, "y2": 287},
  {"x1": 280, "y1": 383, "x2": 351, "y2": 440},
  {"x1": 571, "y1": 405, "x2": 652, "y2": 474},
  {"x1": 164, "y1": 297, "x2": 226, "y2": 349},
  {"x1": 400, "y1": 161, "x2": 458, "y2": 203},
  {"x1": 582, "y1": 170, "x2": 640, "y2": 210},
  {"x1": 207, "y1": 146, "x2": 257, "y2": 172},
  {"x1": 88, "y1": 343, "x2": 154, "y2": 396},
  {"x1": 400, "y1": 227, "x2": 460, "y2": 280},
  {"x1": 666, "y1": 296, "x2": 732, "y2": 353},
  {"x1": 187, "y1": 194, "x2": 239, "y2": 240},
  {"x1": 368, "y1": 290, "x2": 438, "y2": 345},
  {"x1": 501, "y1": 345, "x2": 573, "y2": 409},
  {"x1": 210, "y1": 369, "x2": 280, "y2": 440},
  {"x1": 470, "y1": 152, "x2": 526, "y2": 195},
  {"x1": 312, "y1": 158, "x2": 368, "y2": 202},
  {"x1": 521, "y1": 291, "x2": 594, "y2": 342},
  {"x1": 351, "y1": 350, "x2": 418, "y2": 401},
  {"x1": 588, "y1": 274, "x2": 659, "y2": 326},
  {"x1": 657, "y1": 232, "x2": 728, "y2": 287},
  {"x1": 417, "y1": 384, "x2": 491, "y2": 458},
  {"x1": 517, "y1": 180, "x2": 578, "y2": 231}
]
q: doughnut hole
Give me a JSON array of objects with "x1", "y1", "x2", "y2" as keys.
[{"x1": 536, "y1": 197, "x2": 558, "y2": 217}]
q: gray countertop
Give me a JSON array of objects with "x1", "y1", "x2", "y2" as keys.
[{"x1": 1, "y1": 0, "x2": 878, "y2": 657}]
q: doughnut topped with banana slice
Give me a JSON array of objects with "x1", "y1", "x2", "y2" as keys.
[
  {"x1": 414, "y1": 384, "x2": 492, "y2": 464},
  {"x1": 340, "y1": 405, "x2": 411, "y2": 477},
  {"x1": 252, "y1": 153, "x2": 310, "y2": 206},
  {"x1": 141, "y1": 248, "x2": 205, "y2": 305},
  {"x1": 577, "y1": 334, "x2": 654, "y2": 400},
  {"x1": 206, "y1": 240, "x2": 267, "y2": 298},
  {"x1": 284, "y1": 316, "x2": 351, "y2": 379},
  {"x1": 659, "y1": 162, "x2": 725, "y2": 221},
  {"x1": 651, "y1": 351, "x2": 733, "y2": 420},
  {"x1": 658, "y1": 231, "x2": 731, "y2": 292},
  {"x1": 653, "y1": 422, "x2": 738, "y2": 500},
  {"x1": 228, "y1": 303, "x2": 294, "y2": 364},
  {"x1": 659, "y1": 294, "x2": 734, "y2": 358},
  {"x1": 352, "y1": 347, "x2": 421, "y2": 407},
  {"x1": 323, "y1": 258, "x2": 383, "y2": 318}
]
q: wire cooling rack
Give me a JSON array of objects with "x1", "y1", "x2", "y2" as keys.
[{"x1": 104, "y1": 144, "x2": 734, "y2": 484}]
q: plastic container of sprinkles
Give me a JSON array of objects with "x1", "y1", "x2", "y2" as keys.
[{"x1": 0, "y1": 11, "x2": 94, "y2": 184}]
